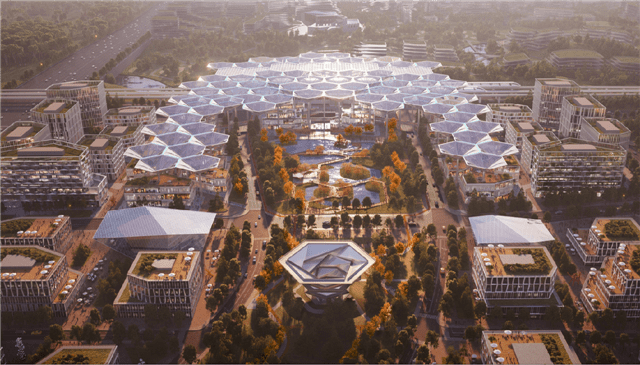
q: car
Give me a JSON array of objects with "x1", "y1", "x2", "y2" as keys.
[
  {"x1": 244, "y1": 272, "x2": 248, "y2": 279},
  {"x1": 252, "y1": 256, "x2": 257, "y2": 264},
  {"x1": 435, "y1": 202, "x2": 439, "y2": 208},
  {"x1": 322, "y1": 221, "x2": 331, "y2": 228},
  {"x1": 432, "y1": 183, "x2": 436, "y2": 187},
  {"x1": 440, "y1": 267, "x2": 446, "y2": 276},
  {"x1": 258, "y1": 214, "x2": 261, "y2": 219},
  {"x1": 262, "y1": 240, "x2": 267, "y2": 248},
  {"x1": 255, "y1": 222, "x2": 257, "y2": 227},
  {"x1": 255, "y1": 249, "x2": 258, "y2": 254}
]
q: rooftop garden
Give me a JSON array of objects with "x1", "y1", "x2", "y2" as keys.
[
  {"x1": 613, "y1": 56, "x2": 640, "y2": 64},
  {"x1": 34, "y1": 100, "x2": 75, "y2": 114},
  {"x1": 80, "y1": 137, "x2": 118, "y2": 151},
  {"x1": 604, "y1": 220, "x2": 640, "y2": 241},
  {"x1": 3, "y1": 143, "x2": 84, "y2": 157},
  {"x1": 503, "y1": 52, "x2": 529, "y2": 62},
  {"x1": 1, "y1": 124, "x2": 44, "y2": 142},
  {"x1": 42, "y1": 349, "x2": 112, "y2": 364},
  {"x1": 540, "y1": 334, "x2": 573, "y2": 365},
  {"x1": 125, "y1": 174, "x2": 191, "y2": 186},
  {"x1": 132, "y1": 253, "x2": 178, "y2": 277},
  {"x1": 117, "y1": 284, "x2": 142, "y2": 303},
  {"x1": 1, "y1": 219, "x2": 35, "y2": 237},
  {"x1": 1, "y1": 247, "x2": 59, "y2": 263},
  {"x1": 502, "y1": 248, "x2": 551, "y2": 276},
  {"x1": 552, "y1": 49, "x2": 603, "y2": 59},
  {"x1": 630, "y1": 249, "x2": 640, "y2": 275}
]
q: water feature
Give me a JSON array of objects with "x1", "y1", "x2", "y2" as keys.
[
  {"x1": 120, "y1": 75, "x2": 167, "y2": 89},
  {"x1": 323, "y1": 160, "x2": 381, "y2": 185},
  {"x1": 323, "y1": 183, "x2": 381, "y2": 206},
  {"x1": 281, "y1": 138, "x2": 375, "y2": 155},
  {"x1": 298, "y1": 154, "x2": 342, "y2": 165}
]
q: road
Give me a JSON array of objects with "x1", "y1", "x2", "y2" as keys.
[{"x1": 16, "y1": 4, "x2": 160, "y2": 90}]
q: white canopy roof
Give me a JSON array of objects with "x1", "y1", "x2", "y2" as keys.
[{"x1": 469, "y1": 215, "x2": 555, "y2": 245}]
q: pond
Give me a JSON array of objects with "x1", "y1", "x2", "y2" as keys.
[
  {"x1": 120, "y1": 76, "x2": 167, "y2": 89},
  {"x1": 323, "y1": 160, "x2": 381, "y2": 185},
  {"x1": 281, "y1": 138, "x2": 375, "y2": 155},
  {"x1": 323, "y1": 183, "x2": 381, "y2": 206},
  {"x1": 297, "y1": 154, "x2": 342, "y2": 166}
]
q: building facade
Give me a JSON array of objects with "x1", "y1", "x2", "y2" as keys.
[
  {"x1": 124, "y1": 174, "x2": 196, "y2": 208},
  {"x1": 532, "y1": 78, "x2": 580, "y2": 130},
  {"x1": 45, "y1": 81, "x2": 107, "y2": 130},
  {"x1": 505, "y1": 120, "x2": 543, "y2": 151},
  {"x1": 520, "y1": 132, "x2": 560, "y2": 175},
  {"x1": 353, "y1": 42, "x2": 387, "y2": 57},
  {"x1": 30, "y1": 99, "x2": 83, "y2": 144},
  {"x1": 114, "y1": 251, "x2": 203, "y2": 318},
  {"x1": 481, "y1": 330, "x2": 580, "y2": 365},
  {"x1": 579, "y1": 117, "x2": 631, "y2": 150},
  {"x1": 104, "y1": 106, "x2": 157, "y2": 126},
  {"x1": 558, "y1": 95, "x2": 606, "y2": 138},
  {"x1": 101, "y1": 124, "x2": 145, "y2": 151},
  {"x1": 433, "y1": 45, "x2": 459, "y2": 62},
  {"x1": 1, "y1": 121, "x2": 51, "y2": 148},
  {"x1": 567, "y1": 218, "x2": 640, "y2": 266},
  {"x1": 79, "y1": 135, "x2": 126, "y2": 182},
  {"x1": 547, "y1": 49, "x2": 604, "y2": 70},
  {"x1": 530, "y1": 139, "x2": 626, "y2": 197},
  {"x1": 1, "y1": 246, "x2": 84, "y2": 317},
  {"x1": 0, "y1": 217, "x2": 73, "y2": 254},
  {"x1": 1, "y1": 140, "x2": 108, "y2": 210},
  {"x1": 487, "y1": 104, "x2": 534, "y2": 129},
  {"x1": 402, "y1": 40, "x2": 428, "y2": 61}
]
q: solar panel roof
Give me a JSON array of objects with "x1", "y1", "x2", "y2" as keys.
[
  {"x1": 452, "y1": 130, "x2": 492, "y2": 144},
  {"x1": 463, "y1": 152, "x2": 507, "y2": 170}
]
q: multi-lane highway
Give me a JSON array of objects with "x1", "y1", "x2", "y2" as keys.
[{"x1": 16, "y1": 4, "x2": 160, "y2": 90}]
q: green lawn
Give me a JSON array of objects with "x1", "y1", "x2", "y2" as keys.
[
  {"x1": 229, "y1": 190, "x2": 247, "y2": 205},
  {"x1": 295, "y1": 285, "x2": 311, "y2": 303}
]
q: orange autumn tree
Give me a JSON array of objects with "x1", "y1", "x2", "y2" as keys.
[
  {"x1": 272, "y1": 260, "x2": 284, "y2": 277},
  {"x1": 391, "y1": 151, "x2": 406, "y2": 172},
  {"x1": 389, "y1": 172, "x2": 401, "y2": 193},
  {"x1": 284, "y1": 229, "x2": 300, "y2": 250},
  {"x1": 283, "y1": 181, "x2": 295, "y2": 196},
  {"x1": 279, "y1": 130, "x2": 297, "y2": 144},
  {"x1": 294, "y1": 189, "x2": 306, "y2": 211},
  {"x1": 279, "y1": 167, "x2": 289, "y2": 182},
  {"x1": 353, "y1": 149, "x2": 369, "y2": 158},
  {"x1": 364, "y1": 123, "x2": 374, "y2": 132},
  {"x1": 355, "y1": 126, "x2": 363, "y2": 138},
  {"x1": 379, "y1": 302, "x2": 392, "y2": 323},
  {"x1": 387, "y1": 118, "x2": 398, "y2": 142},
  {"x1": 339, "y1": 338, "x2": 360, "y2": 364},
  {"x1": 395, "y1": 242, "x2": 405, "y2": 254},
  {"x1": 364, "y1": 315, "x2": 381, "y2": 337},
  {"x1": 273, "y1": 145, "x2": 283, "y2": 166},
  {"x1": 234, "y1": 178, "x2": 244, "y2": 194},
  {"x1": 314, "y1": 145, "x2": 325, "y2": 154},
  {"x1": 260, "y1": 128, "x2": 268, "y2": 142},
  {"x1": 344, "y1": 124, "x2": 354, "y2": 136},
  {"x1": 276, "y1": 127, "x2": 283, "y2": 136},
  {"x1": 385, "y1": 270, "x2": 394, "y2": 282}
]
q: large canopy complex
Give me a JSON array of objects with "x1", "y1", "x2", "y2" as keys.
[{"x1": 469, "y1": 215, "x2": 555, "y2": 245}]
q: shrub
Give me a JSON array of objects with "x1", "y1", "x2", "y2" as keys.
[
  {"x1": 339, "y1": 163, "x2": 370, "y2": 180},
  {"x1": 502, "y1": 249, "x2": 551, "y2": 275},
  {"x1": 604, "y1": 220, "x2": 639, "y2": 240}
]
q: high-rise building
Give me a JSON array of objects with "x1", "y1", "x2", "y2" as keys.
[
  {"x1": 558, "y1": 95, "x2": 606, "y2": 138},
  {"x1": 0, "y1": 216, "x2": 73, "y2": 254},
  {"x1": 520, "y1": 132, "x2": 560, "y2": 175},
  {"x1": 1, "y1": 246, "x2": 84, "y2": 317},
  {"x1": 114, "y1": 250, "x2": 203, "y2": 318},
  {"x1": 45, "y1": 81, "x2": 107, "y2": 130},
  {"x1": 532, "y1": 78, "x2": 580, "y2": 130},
  {"x1": 579, "y1": 117, "x2": 631, "y2": 150},
  {"x1": 100, "y1": 124, "x2": 145, "y2": 152},
  {"x1": 505, "y1": 120, "x2": 543, "y2": 151},
  {"x1": 0, "y1": 140, "x2": 107, "y2": 210},
  {"x1": 78, "y1": 135, "x2": 126, "y2": 182},
  {"x1": 530, "y1": 139, "x2": 626, "y2": 197},
  {"x1": 30, "y1": 99, "x2": 83, "y2": 144}
]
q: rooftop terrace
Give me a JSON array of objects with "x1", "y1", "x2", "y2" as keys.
[
  {"x1": 131, "y1": 252, "x2": 197, "y2": 281},
  {"x1": 478, "y1": 247, "x2": 553, "y2": 276},
  {"x1": 125, "y1": 174, "x2": 192, "y2": 187},
  {"x1": 40, "y1": 346, "x2": 115, "y2": 364},
  {"x1": 484, "y1": 332, "x2": 575, "y2": 364},
  {"x1": 1, "y1": 123, "x2": 44, "y2": 142},
  {"x1": 3, "y1": 143, "x2": 85, "y2": 158},
  {"x1": 551, "y1": 49, "x2": 603, "y2": 59},
  {"x1": 1, "y1": 217, "x2": 68, "y2": 238},
  {"x1": 0, "y1": 247, "x2": 62, "y2": 281},
  {"x1": 593, "y1": 218, "x2": 640, "y2": 242}
]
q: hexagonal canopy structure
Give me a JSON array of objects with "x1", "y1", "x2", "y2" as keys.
[{"x1": 279, "y1": 240, "x2": 375, "y2": 303}]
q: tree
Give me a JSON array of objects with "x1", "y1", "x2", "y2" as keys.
[
  {"x1": 474, "y1": 301, "x2": 487, "y2": 319},
  {"x1": 543, "y1": 211, "x2": 552, "y2": 223},
  {"x1": 363, "y1": 196, "x2": 372, "y2": 209},
  {"x1": 214, "y1": 218, "x2": 224, "y2": 229},
  {"x1": 353, "y1": 215, "x2": 362, "y2": 229},
  {"x1": 102, "y1": 304, "x2": 115, "y2": 322},
  {"x1": 620, "y1": 333, "x2": 630, "y2": 348},
  {"x1": 71, "y1": 325, "x2": 83, "y2": 343},
  {"x1": 590, "y1": 330, "x2": 602, "y2": 345},
  {"x1": 561, "y1": 306, "x2": 573, "y2": 325},
  {"x1": 426, "y1": 330, "x2": 440, "y2": 349},
  {"x1": 49, "y1": 324, "x2": 65, "y2": 343},
  {"x1": 395, "y1": 215, "x2": 404, "y2": 229},
  {"x1": 464, "y1": 326, "x2": 477, "y2": 342},
  {"x1": 605, "y1": 330, "x2": 616, "y2": 348},
  {"x1": 112, "y1": 321, "x2": 126, "y2": 345},
  {"x1": 72, "y1": 244, "x2": 91, "y2": 267},
  {"x1": 406, "y1": 275, "x2": 422, "y2": 300},
  {"x1": 90, "y1": 308, "x2": 101, "y2": 325},
  {"x1": 352, "y1": 198, "x2": 361, "y2": 210},
  {"x1": 82, "y1": 323, "x2": 100, "y2": 343},
  {"x1": 416, "y1": 344, "x2": 430, "y2": 364},
  {"x1": 342, "y1": 196, "x2": 351, "y2": 209},
  {"x1": 183, "y1": 344, "x2": 197, "y2": 364},
  {"x1": 594, "y1": 344, "x2": 619, "y2": 364},
  {"x1": 372, "y1": 214, "x2": 382, "y2": 226},
  {"x1": 426, "y1": 224, "x2": 437, "y2": 238},
  {"x1": 307, "y1": 214, "x2": 316, "y2": 227},
  {"x1": 363, "y1": 214, "x2": 371, "y2": 228}
]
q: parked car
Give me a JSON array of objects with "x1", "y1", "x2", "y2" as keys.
[{"x1": 252, "y1": 256, "x2": 257, "y2": 264}]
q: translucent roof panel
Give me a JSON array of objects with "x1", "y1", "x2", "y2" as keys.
[
  {"x1": 190, "y1": 87, "x2": 221, "y2": 97},
  {"x1": 398, "y1": 86, "x2": 426, "y2": 94},
  {"x1": 256, "y1": 70, "x2": 283, "y2": 78},
  {"x1": 391, "y1": 60, "x2": 414, "y2": 68},
  {"x1": 154, "y1": 132, "x2": 193, "y2": 146},
  {"x1": 142, "y1": 123, "x2": 180, "y2": 136},
  {"x1": 439, "y1": 79, "x2": 467, "y2": 88},
  {"x1": 212, "y1": 97, "x2": 243, "y2": 108},
  {"x1": 422, "y1": 103, "x2": 455, "y2": 114},
  {"x1": 223, "y1": 87, "x2": 250, "y2": 96},
  {"x1": 211, "y1": 62, "x2": 234, "y2": 69},
  {"x1": 180, "y1": 80, "x2": 209, "y2": 89},
  {"x1": 453, "y1": 92, "x2": 479, "y2": 102},
  {"x1": 125, "y1": 143, "x2": 166, "y2": 159},
  {"x1": 236, "y1": 94, "x2": 262, "y2": 103},
  {"x1": 339, "y1": 57, "x2": 364, "y2": 64},
  {"x1": 179, "y1": 97, "x2": 212, "y2": 107},
  {"x1": 463, "y1": 152, "x2": 506, "y2": 170},
  {"x1": 455, "y1": 103, "x2": 490, "y2": 114},
  {"x1": 355, "y1": 76, "x2": 382, "y2": 85},
  {"x1": 192, "y1": 131, "x2": 230, "y2": 147},
  {"x1": 368, "y1": 86, "x2": 397, "y2": 95},
  {"x1": 312, "y1": 70, "x2": 338, "y2": 77},
  {"x1": 180, "y1": 123, "x2": 215, "y2": 135},
  {"x1": 165, "y1": 142, "x2": 206, "y2": 158},
  {"x1": 395, "y1": 73, "x2": 421, "y2": 81},
  {"x1": 211, "y1": 80, "x2": 238, "y2": 89},
  {"x1": 199, "y1": 75, "x2": 228, "y2": 82},
  {"x1": 169, "y1": 95, "x2": 197, "y2": 104},
  {"x1": 430, "y1": 121, "x2": 467, "y2": 134},
  {"x1": 136, "y1": 155, "x2": 179, "y2": 172},
  {"x1": 243, "y1": 101, "x2": 277, "y2": 113},
  {"x1": 477, "y1": 141, "x2": 519, "y2": 156},
  {"x1": 294, "y1": 89, "x2": 324, "y2": 99},
  {"x1": 469, "y1": 215, "x2": 555, "y2": 245},
  {"x1": 428, "y1": 86, "x2": 456, "y2": 95},
  {"x1": 416, "y1": 61, "x2": 442, "y2": 68},
  {"x1": 251, "y1": 87, "x2": 280, "y2": 96},
  {"x1": 452, "y1": 130, "x2": 492, "y2": 144},
  {"x1": 385, "y1": 93, "x2": 411, "y2": 102},
  {"x1": 339, "y1": 70, "x2": 365, "y2": 77},
  {"x1": 466, "y1": 120, "x2": 503, "y2": 134},
  {"x1": 297, "y1": 76, "x2": 323, "y2": 84},
  {"x1": 325, "y1": 89, "x2": 355, "y2": 99},
  {"x1": 191, "y1": 104, "x2": 224, "y2": 116},
  {"x1": 403, "y1": 95, "x2": 434, "y2": 106},
  {"x1": 368, "y1": 69, "x2": 393, "y2": 77},
  {"x1": 168, "y1": 113, "x2": 203, "y2": 125},
  {"x1": 157, "y1": 105, "x2": 191, "y2": 117},
  {"x1": 438, "y1": 141, "x2": 480, "y2": 156},
  {"x1": 284, "y1": 70, "x2": 309, "y2": 77},
  {"x1": 281, "y1": 82, "x2": 310, "y2": 92},
  {"x1": 267, "y1": 76, "x2": 295, "y2": 85},
  {"x1": 326, "y1": 76, "x2": 351, "y2": 84},
  {"x1": 176, "y1": 155, "x2": 221, "y2": 172},
  {"x1": 383, "y1": 79, "x2": 410, "y2": 88},
  {"x1": 371, "y1": 100, "x2": 404, "y2": 112},
  {"x1": 355, "y1": 93, "x2": 385, "y2": 103},
  {"x1": 423, "y1": 73, "x2": 449, "y2": 81},
  {"x1": 310, "y1": 82, "x2": 338, "y2": 91},
  {"x1": 411, "y1": 80, "x2": 438, "y2": 88},
  {"x1": 249, "y1": 56, "x2": 275, "y2": 63},
  {"x1": 340, "y1": 82, "x2": 368, "y2": 91},
  {"x1": 444, "y1": 111, "x2": 479, "y2": 123},
  {"x1": 264, "y1": 94, "x2": 294, "y2": 104},
  {"x1": 239, "y1": 79, "x2": 267, "y2": 88},
  {"x1": 235, "y1": 62, "x2": 259, "y2": 69},
  {"x1": 228, "y1": 74, "x2": 254, "y2": 81},
  {"x1": 434, "y1": 95, "x2": 468, "y2": 105}
]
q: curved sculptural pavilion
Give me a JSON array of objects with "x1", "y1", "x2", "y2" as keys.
[{"x1": 279, "y1": 240, "x2": 374, "y2": 303}]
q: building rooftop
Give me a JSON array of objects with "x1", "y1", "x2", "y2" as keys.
[
  {"x1": 470, "y1": 215, "x2": 555, "y2": 245},
  {"x1": 542, "y1": 138, "x2": 622, "y2": 153},
  {"x1": 37, "y1": 345, "x2": 117, "y2": 364},
  {"x1": 592, "y1": 218, "x2": 640, "y2": 242},
  {"x1": 477, "y1": 246, "x2": 553, "y2": 276},
  {"x1": 6, "y1": 126, "x2": 34, "y2": 140},
  {"x1": 552, "y1": 49, "x2": 603, "y2": 59},
  {"x1": 106, "y1": 106, "x2": 154, "y2": 116},
  {"x1": 584, "y1": 118, "x2": 630, "y2": 136},
  {"x1": 130, "y1": 251, "x2": 198, "y2": 281},
  {"x1": 572, "y1": 96, "x2": 593, "y2": 108},
  {"x1": 1, "y1": 122, "x2": 45, "y2": 142},
  {"x1": 0, "y1": 247, "x2": 62, "y2": 281},
  {"x1": 512, "y1": 343, "x2": 553, "y2": 365},
  {"x1": 1, "y1": 217, "x2": 69, "y2": 238},
  {"x1": 3, "y1": 142, "x2": 85, "y2": 158},
  {"x1": 483, "y1": 331, "x2": 579, "y2": 365},
  {"x1": 33, "y1": 99, "x2": 76, "y2": 114},
  {"x1": 561, "y1": 144, "x2": 597, "y2": 152},
  {"x1": 537, "y1": 78, "x2": 579, "y2": 87},
  {"x1": 125, "y1": 174, "x2": 191, "y2": 187}
]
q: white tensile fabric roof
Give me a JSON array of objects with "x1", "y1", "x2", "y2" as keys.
[
  {"x1": 93, "y1": 207, "x2": 217, "y2": 239},
  {"x1": 469, "y1": 215, "x2": 555, "y2": 245}
]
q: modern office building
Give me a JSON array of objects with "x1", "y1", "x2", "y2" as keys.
[
  {"x1": 567, "y1": 217, "x2": 640, "y2": 266},
  {"x1": 507, "y1": 28, "x2": 564, "y2": 51},
  {"x1": 579, "y1": 117, "x2": 631, "y2": 150},
  {"x1": 505, "y1": 120, "x2": 543, "y2": 151},
  {"x1": 469, "y1": 215, "x2": 555, "y2": 246},
  {"x1": 520, "y1": 131, "x2": 561, "y2": 175},
  {"x1": 279, "y1": 240, "x2": 375, "y2": 303},
  {"x1": 93, "y1": 207, "x2": 217, "y2": 253},
  {"x1": 45, "y1": 81, "x2": 107, "y2": 130},
  {"x1": 472, "y1": 246, "x2": 563, "y2": 317},
  {"x1": 79, "y1": 135, "x2": 126, "y2": 182},
  {"x1": 104, "y1": 106, "x2": 157, "y2": 126},
  {"x1": 502, "y1": 52, "x2": 530, "y2": 67},
  {"x1": 548, "y1": 49, "x2": 604, "y2": 70},
  {"x1": 581, "y1": 27, "x2": 633, "y2": 44},
  {"x1": 101, "y1": 124, "x2": 145, "y2": 151},
  {"x1": 608, "y1": 56, "x2": 640, "y2": 75},
  {"x1": 1, "y1": 121, "x2": 51, "y2": 148},
  {"x1": 487, "y1": 103, "x2": 534, "y2": 129},
  {"x1": 530, "y1": 139, "x2": 626, "y2": 197},
  {"x1": 481, "y1": 330, "x2": 581, "y2": 365},
  {"x1": 37, "y1": 345, "x2": 119, "y2": 365},
  {"x1": 558, "y1": 94, "x2": 606, "y2": 138},
  {"x1": 581, "y1": 242, "x2": 640, "y2": 319},
  {"x1": 123, "y1": 173, "x2": 196, "y2": 208},
  {"x1": 353, "y1": 42, "x2": 387, "y2": 57},
  {"x1": 114, "y1": 250, "x2": 203, "y2": 318},
  {"x1": 0, "y1": 140, "x2": 107, "y2": 210},
  {"x1": 532, "y1": 78, "x2": 581, "y2": 130},
  {"x1": 403, "y1": 40, "x2": 428, "y2": 61},
  {"x1": 0, "y1": 216, "x2": 73, "y2": 254},
  {"x1": 433, "y1": 45, "x2": 459, "y2": 62},
  {"x1": 1, "y1": 246, "x2": 84, "y2": 317},
  {"x1": 30, "y1": 99, "x2": 83, "y2": 144}
]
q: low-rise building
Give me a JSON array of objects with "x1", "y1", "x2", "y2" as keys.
[
  {"x1": 472, "y1": 246, "x2": 563, "y2": 318},
  {"x1": 581, "y1": 241, "x2": 640, "y2": 319},
  {"x1": 520, "y1": 132, "x2": 560, "y2": 175},
  {"x1": 30, "y1": 99, "x2": 83, "y2": 144},
  {"x1": 567, "y1": 217, "x2": 640, "y2": 266},
  {"x1": 487, "y1": 102, "x2": 534, "y2": 129},
  {"x1": 79, "y1": 135, "x2": 126, "y2": 182},
  {"x1": 104, "y1": 106, "x2": 157, "y2": 126},
  {"x1": 45, "y1": 80, "x2": 107, "y2": 130},
  {"x1": 532, "y1": 78, "x2": 581, "y2": 130},
  {"x1": 0, "y1": 216, "x2": 73, "y2": 254},
  {"x1": 558, "y1": 95, "x2": 606, "y2": 138},
  {"x1": 1, "y1": 246, "x2": 84, "y2": 317},
  {"x1": 353, "y1": 42, "x2": 387, "y2": 57},
  {"x1": 581, "y1": 27, "x2": 633, "y2": 44},
  {"x1": 579, "y1": 117, "x2": 631, "y2": 150},
  {"x1": 481, "y1": 330, "x2": 581, "y2": 364},
  {"x1": 608, "y1": 56, "x2": 640, "y2": 75},
  {"x1": 502, "y1": 52, "x2": 530, "y2": 67},
  {"x1": 114, "y1": 251, "x2": 203, "y2": 318},
  {"x1": 403, "y1": 40, "x2": 428, "y2": 61},
  {"x1": 505, "y1": 120, "x2": 543, "y2": 151},
  {"x1": 1, "y1": 121, "x2": 51, "y2": 148},
  {"x1": 1, "y1": 140, "x2": 108, "y2": 210},
  {"x1": 37, "y1": 345, "x2": 119, "y2": 364},
  {"x1": 469, "y1": 215, "x2": 555, "y2": 247},
  {"x1": 124, "y1": 173, "x2": 196, "y2": 208},
  {"x1": 444, "y1": 155, "x2": 520, "y2": 203},
  {"x1": 548, "y1": 49, "x2": 604, "y2": 70},
  {"x1": 530, "y1": 139, "x2": 626, "y2": 197},
  {"x1": 432, "y1": 44, "x2": 459, "y2": 62},
  {"x1": 508, "y1": 28, "x2": 564, "y2": 51}
]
